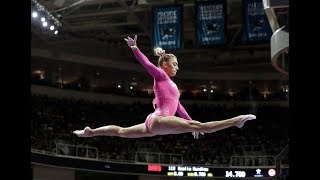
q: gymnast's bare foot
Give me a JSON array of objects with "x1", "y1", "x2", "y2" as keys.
[
  {"x1": 73, "y1": 126, "x2": 93, "y2": 137},
  {"x1": 234, "y1": 114, "x2": 256, "y2": 128}
]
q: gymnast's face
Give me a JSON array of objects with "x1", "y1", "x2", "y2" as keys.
[{"x1": 162, "y1": 58, "x2": 179, "y2": 77}]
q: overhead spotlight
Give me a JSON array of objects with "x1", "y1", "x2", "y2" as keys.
[
  {"x1": 32, "y1": 0, "x2": 62, "y2": 36},
  {"x1": 32, "y1": 0, "x2": 62, "y2": 27},
  {"x1": 32, "y1": 12, "x2": 38, "y2": 18}
]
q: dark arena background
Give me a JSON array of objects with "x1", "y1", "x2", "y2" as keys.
[{"x1": 31, "y1": 0, "x2": 289, "y2": 179}]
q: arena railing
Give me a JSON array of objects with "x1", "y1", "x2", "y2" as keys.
[
  {"x1": 230, "y1": 155, "x2": 276, "y2": 167},
  {"x1": 134, "y1": 151, "x2": 183, "y2": 165},
  {"x1": 55, "y1": 143, "x2": 99, "y2": 160}
]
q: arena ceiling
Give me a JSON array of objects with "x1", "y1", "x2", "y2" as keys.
[{"x1": 31, "y1": 0, "x2": 289, "y2": 86}]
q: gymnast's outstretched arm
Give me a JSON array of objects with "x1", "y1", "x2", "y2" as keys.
[{"x1": 124, "y1": 35, "x2": 166, "y2": 81}]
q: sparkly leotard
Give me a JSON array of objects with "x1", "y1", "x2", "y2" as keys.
[{"x1": 132, "y1": 48, "x2": 192, "y2": 130}]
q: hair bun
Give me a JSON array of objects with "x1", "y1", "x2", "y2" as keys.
[{"x1": 154, "y1": 47, "x2": 164, "y2": 57}]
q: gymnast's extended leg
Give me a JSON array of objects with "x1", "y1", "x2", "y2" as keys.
[
  {"x1": 149, "y1": 114, "x2": 256, "y2": 136},
  {"x1": 73, "y1": 123, "x2": 155, "y2": 138}
]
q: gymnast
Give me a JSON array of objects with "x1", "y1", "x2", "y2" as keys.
[{"x1": 73, "y1": 35, "x2": 256, "y2": 139}]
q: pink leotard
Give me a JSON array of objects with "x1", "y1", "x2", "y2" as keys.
[{"x1": 132, "y1": 48, "x2": 192, "y2": 130}]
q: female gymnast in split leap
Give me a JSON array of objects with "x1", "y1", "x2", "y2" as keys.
[{"x1": 73, "y1": 35, "x2": 256, "y2": 139}]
